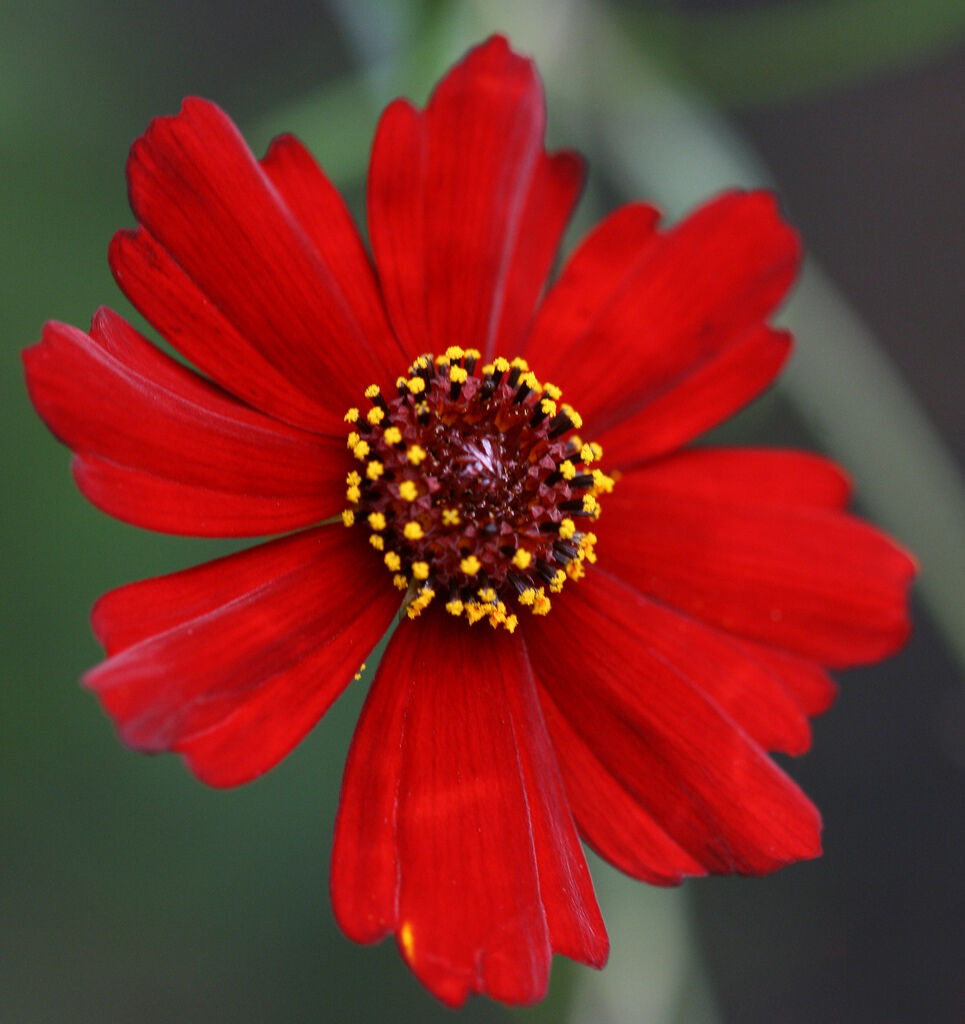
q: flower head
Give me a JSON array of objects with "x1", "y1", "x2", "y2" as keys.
[{"x1": 23, "y1": 36, "x2": 914, "y2": 1007}]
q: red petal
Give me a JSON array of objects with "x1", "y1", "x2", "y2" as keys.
[
  {"x1": 368, "y1": 36, "x2": 583, "y2": 362},
  {"x1": 620, "y1": 447, "x2": 852, "y2": 509},
  {"x1": 523, "y1": 191, "x2": 798, "y2": 452},
  {"x1": 85, "y1": 525, "x2": 398, "y2": 786},
  {"x1": 23, "y1": 311, "x2": 346, "y2": 536},
  {"x1": 109, "y1": 228, "x2": 333, "y2": 434},
  {"x1": 125, "y1": 97, "x2": 397, "y2": 412},
  {"x1": 331, "y1": 610, "x2": 606, "y2": 1006},
  {"x1": 597, "y1": 464, "x2": 915, "y2": 666},
  {"x1": 728, "y1": 638, "x2": 838, "y2": 717},
  {"x1": 527, "y1": 571, "x2": 823, "y2": 876}
]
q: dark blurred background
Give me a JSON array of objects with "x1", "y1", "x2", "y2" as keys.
[{"x1": 3, "y1": 1, "x2": 963, "y2": 1021}]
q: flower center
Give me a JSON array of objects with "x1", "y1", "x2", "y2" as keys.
[{"x1": 342, "y1": 348, "x2": 613, "y2": 631}]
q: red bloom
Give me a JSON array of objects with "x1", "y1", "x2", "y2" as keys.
[{"x1": 24, "y1": 36, "x2": 914, "y2": 1006}]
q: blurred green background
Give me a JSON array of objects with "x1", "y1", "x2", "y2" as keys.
[{"x1": 3, "y1": 1, "x2": 964, "y2": 1021}]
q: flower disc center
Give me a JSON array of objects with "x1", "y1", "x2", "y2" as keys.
[{"x1": 342, "y1": 349, "x2": 612, "y2": 630}]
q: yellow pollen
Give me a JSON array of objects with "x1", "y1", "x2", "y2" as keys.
[
  {"x1": 352, "y1": 441, "x2": 370, "y2": 460},
  {"x1": 366, "y1": 407, "x2": 385, "y2": 425},
  {"x1": 366, "y1": 460, "x2": 384, "y2": 481},
  {"x1": 465, "y1": 348, "x2": 481, "y2": 360},
  {"x1": 590, "y1": 442, "x2": 604, "y2": 461},
  {"x1": 345, "y1": 485, "x2": 361, "y2": 504},
  {"x1": 512, "y1": 548, "x2": 532, "y2": 570},
  {"x1": 341, "y1": 509, "x2": 354, "y2": 527},
  {"x1": 412, "y1": 355, "x2": 430, "y2": 371},
  {"x1": 367, "y1": 512, "x2": 386, "y2": 531},
  {"x1": 549, "y1": 569, "x2": 567, "y2": 593},
  {"x1": 364, "y1": 384, "x2": 380, "y2": 400},
  {"x1": 477, "y1": 587, "x2": 496, "y2": 603},
  {"x1": 465, "y1": 601, "x2": 488, "y2": 624},
  {"x1": 566, "y1": 559, "x2": 586, "y2": 581},
  {"x1": 504, "y1": 615, "x2": 519, "y2": 634},
  {"x1": 403, "y1": 521, "x2": 424, "y2": 541},
  {"x1": 345, "y1": 470, "x2": 361, "y2": 486},
  {"x1": 533, "y1": 591, "x2": 552, "y2": 615},
  {"x1": 346, "y1": 431, "x2": 360, "y2": 450},
  {"x1": 393, "y1": 574, "x2": 409, "y2": 590},
  {"x1": 398, "y1": 480, "x2": 418, "y2": 502},
  {"x1": 449, "y1": 365, "x2": 468, "y2": 384},
  {"x1": 518, "y1": 588, "x2": 537, "y2": 606},
  {"x1": 560, "y1": 460, "x2": 576, "y2": 481},
  {"x1": 445, "y1": 345, "x2": 465, "y2": 361},
  {"x1": 543, "y1": 383, "x2": 561, "y2": 400},
  {"x1": 406, "y1": 376, "x2": 425, "y2": 395},
  {"x1": 344, "y1": 408, "x2": 359, "y2": 423},
  {"x1": 559, "y1": 518, "x2": 576, "y2": 540},
  {"x1": 445, "y1": 599, "x2": 465, "y2": 616},
  {"x1": 510, "y1": 357, "x2": 529, "y2": 371},
  {"x1": 564, "y1": 406, "x2": 583, "y2": 430},
  {"x1": 406, "y1": 445, "x2": 427, "y2": 465},
  {"x1": 384, "y1": 551, "x2": 401, "y2": 572},
  {"x1": 540, "y1": 398, "x2": 557, "y2": 416},
  {"x1": 592, "y1": 469, "x2": 615, "y2": 494},
  {"x1": 411, "y1": 561, "x2": 430, "y2": 581},
  {"x1": 353, "y1": 662, "x2": 366, "y2": 681},
  {"x1": 383, "y1": 426, "x2": 402, "y2": 446},
  {"x1": 493, "y1": 356, "x2": 510, "y2": 373},
  {"x1": 460, "y1": 554, "x2": 482, "y2": 576},
  {"x1": 580, "y1": 442, "x2": 595, "y2": 464},
  {"x1": 369, "y1": 534, "x2": 385, "y2": 551},
  {"x1": 583, "y1": 494, "x2": 600, "y2": 517},
  {"x1": 518, "y1": 370, "x2": 539, "y2": 391},
  {"x1": 405, "y1": 588, "x2": 435, "y2": 619},
  {"x1": 441, "y1": 508, "x2": 461, "y2": 526},
  {"x1": 481, "y1": 362, "x2": 495, "y2": 375}
]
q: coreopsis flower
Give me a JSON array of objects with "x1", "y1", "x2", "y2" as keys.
[{"x1": 24, "y1": 35, "x2": 913, "y2": 1007}]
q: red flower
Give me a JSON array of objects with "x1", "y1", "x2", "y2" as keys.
[{"x1": 24, "y1": 36, "x2": 913, "y2": 1007}]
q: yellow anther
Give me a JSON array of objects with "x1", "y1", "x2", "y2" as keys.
[
  {"x1": 411, "y1": 561, "x2": 430, "y2": 581},
  {"x1": 518, "y1": 371, "x2": 539, "y2": 391},
  {"x1": 560, "y1": 460, "x2": 576, "y2": 481},
  {"x1": 533, "y1": 591, "x2": 552, "y2": 616},
  {"x1": 406, "y1": 376, "x2": 426, "y2": 395},
  {"x1": 353, "y1": 662, "x2": 366, "y2": 681},
  {"x1": 592, "y1": 469, "x2": 615, "y2": 494},
  {"x1": 405, "y1": 588, "x2": 435, "y2": 619},
  {"x1": 459, "y1": 554, "x2": 482, "y2": 576},
  {"x1": 543, "y1": 382, "x2": 561, "y2": 401},
  {"x1": 510, "y1": 357, "x2": 529, "y2": 371},
  {"x1": 477, "y1": 587, "x2": 496, "y2": 603},
  {"x1": 396, "y1": 376, "x2": 407, "y2": 389},
  {"x1": 352, "y1": 440, "x2": 370, "y2": 460},
  {"x1": 465, "y1": 601, "x2": 488, "y2": 624},
  {"x1": 590, "y1": 442, "x2": 604, "y2": 461},
  {"x1": 493, "y1": 356, "x2": 510, "y2": 373},
  {"x1": 369, "y1": 534, "x2": 385, "y2": 551},
  {"x1": 383, "y1": 426, "x2": 402, "y2": 446},
  {"x1": 366, "y1": 406, "x2": 385, "y2": 425},
  {"x1": 403, "y1": 521, "x2": 424, "y2": 541},
  {"x1": 566, "y1": 559, "x2": 586, "y2": 581},
  {"x1": 412, "y1": 355, "x2": 430, "y2": 371},
  {"x1": 445, "y1": 345, "x2": 465, "y2": 361},
  {"x1": 559, "y1": 518, "x2": 576, "y2": 540},
  {"x1": 540, "y1": 398, "x2": 557, "y2": 416},
  {"x1": 464, "y1": 348, "x2": 481, "y2": 360},
  {"x1": 581, "y1": 532, "x2": 598, "y2": 564},
  {"x1": 445, "y1": 599, "x2": 465, "y2": 616},
  {"x1": 344, "y1": 408, "x2": 359, "y2": 423},
  {"x1": 367, "y1": 512, "x2": 386, "y2": 531},
  {"x1": 549, "y1": 569, "x2": 567, "y2": 594},
  {"x1": 582, "y1": 494, "x2": 600, "y2": 517},
  {"x1": 366, "y1": 460, "x2": 385, "y2": 481},
  {"x1": 512, "y1": 548, "x2": 532, "y2": 570},
  {"x1": 441, "y1": 508, "x2": 461, "y2": 526},
  {"x1": 580, "y1": 442, "x2": 595, "y2": 464},
  {"x1": 345, "y1": 485, "x2": 361, "y2": 504},
  {"x1": 393, "y1": 574, "x2": 409, "y2": 591},
  {"x1": 346, "y1": 431, "x2": 360, "y2": 450},
  {"x1": 481, "y1": 362, "x2": 495, "y2": 376},
  {"x1": 398, "y1": 480, "x2": 418, "y2": 502},
  {"x1": 449, "y1": 365, "x2": 468, "y2": 385},
  {"x1": 564, "y1": 406, "x2": 583, "y2": 430},
  {"x1": 415, "y1": 401, "x2": 429, "y2": 416},
  {"x1": 406, "y1": 445, "x2": 427, "y2": 465},
  {"x1": 503, "y1": 615, "x2": 519, "y2": 634},
  {"x1": 518, "y1": 588, "x2": 537, "y2": 606},
  {"x1": 364, "y1": 384, "x2": 380, "y2": 400},
  {"x1": 384, "y1": 551, "x2": 401, "y2": 572},
  {"x1": 341, "y1": 509, "x2": 355, "y2": 527},
  {"x1": 345, "y1": 470, "x2": 361, "y2": 486}
]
